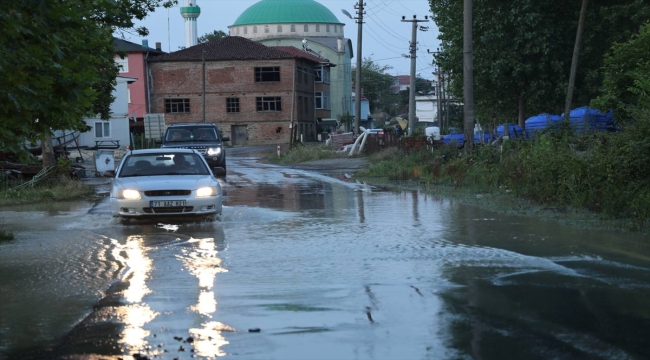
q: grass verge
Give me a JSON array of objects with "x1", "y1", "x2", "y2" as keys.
[{"x1": 0, "y1": 176, "x2": 95, "y2": 207}]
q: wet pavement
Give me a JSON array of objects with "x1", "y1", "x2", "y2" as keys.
[{"x1": 0, "y1": 146, "x2": 648, "y2": 360}]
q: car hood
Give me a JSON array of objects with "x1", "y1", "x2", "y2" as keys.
[
  {"x1": 114, "y1": 175, "x2": 217, "y2": 190},
  {"x1": 162, "y1": 141, "x2": 223, "y2": 148}
]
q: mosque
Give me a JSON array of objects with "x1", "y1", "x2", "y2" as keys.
[{"x1": 182, "y1": 0, "x2": 354, "y2": 124}]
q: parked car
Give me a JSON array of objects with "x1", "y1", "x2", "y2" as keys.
[
  {"x1": 109, "y1": 148, "x2": 223, "y2": 220},
  {"x1": 161, "y1": 123, "x2": 229, "y2": 176}
]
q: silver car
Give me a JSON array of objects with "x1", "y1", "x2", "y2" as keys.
[{"x1": 109, "y1": 148, "x2": 223, "y2": 219}]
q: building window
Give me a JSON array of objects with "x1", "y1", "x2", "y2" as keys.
[
  {"x1": 244, "y1": 27, "x2": 248, "y2": 34},
  {"x1": 298, "y1": 96, "x2": 303, "y2": 114},
  {"x1": 304, "y1": 24, "x2": 308, "y2": 32},
  {"x1": 291, "y1": 25, "x2": 296, "y2": 32},
  {"x1": 164, "y1": 98, "x2": 190, "y2": 113},
  {"x1": 115, "y1": 55, "x2": 128, "y2": 73},
  {"x1": 255, "y1": 67, "x2": 280, "y2": 82},
  {"x1": 94, "y1": 121, "x2": 111, "y2": 138},
  {"x1": 315, "y1": 24, "x2": 320, "y2": 32},
  {"x1": 226, "y1": 97, "x2": 240, "y2": 113},
  {"x1": 326, "y1": 24, "x2": 330, "y2": 32},
  {"x1": 264, "y1": 25, "x2": 269, "y2": 33},
  {"x1": 253, "y1": 26, "x2": 257, "y2": 33},
  {"x1": 314, "y1": 66, "x2": 330, "y2": 84},
  {"x1": 315, "y1": 92, "x2": 330, "y2": 110},
  {"x1": 256, "y1": 97, "x2": 282, "y2": 111},
  {"x1": 277, "y1": 25, "x2": 282, "y2": 32}
]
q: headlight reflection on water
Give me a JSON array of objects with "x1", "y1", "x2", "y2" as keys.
[
  {"x1": 183, "y1": 237, "x2": 233, "y2": 357},
  {"x1": 110, "y1": 236, "x2": 158, "y2": 354},
  {"x1": 190, "y1": 321, "x2": 234, "y2": 358}
]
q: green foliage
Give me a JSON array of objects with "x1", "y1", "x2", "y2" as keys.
[
  {"x1": 267, "y1": 144, "x2": 347, "y2": 164},
  {"x1": 361, "y1": 127, "x2": 650, "y2": 230},
  {"x1": 429, "y1": 0, "x2": 650, "y2": 123},
  {"x1": 0, "y1": 176, "x2": 94, "y2": 207},
  {"x1": 352, "y1": 58, "x2": 400, "y2": 114},
  {"x1": 198, "y1": 30, "x2": 228, "y2": 43},
  {"x1": 592, "y1": 22, "x2": 650, "y2": 123},
  {"x1": 0, "y1": 0, "x2": 176, "y2": 161}
]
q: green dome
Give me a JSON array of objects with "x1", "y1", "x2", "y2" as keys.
[{"x1": 233, "y1": 0, "x2": 343, "y2": 26}]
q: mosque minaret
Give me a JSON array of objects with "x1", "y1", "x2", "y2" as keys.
[{"x1": 180, "y1": 0, "x2": 200, "y2": 47}]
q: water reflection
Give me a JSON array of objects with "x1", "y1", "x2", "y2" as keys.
[
  {"x1": 110, "y1": 235, "x2": 158, "y2": 353},
  {"x1": 180, "y1": 235, "x2": 232, "y2": 356},
  {"x1": 189, "y1": 321, "x2": 235, "y2": 358}
]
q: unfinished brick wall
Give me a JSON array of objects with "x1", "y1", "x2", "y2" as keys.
[{"x1": 149, "y1": 59, "x2": 317, "y2": 146}]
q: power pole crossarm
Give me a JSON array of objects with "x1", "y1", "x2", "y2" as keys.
[{"x1": 401, "y1": 15, "x2": 429, "y2": 137}]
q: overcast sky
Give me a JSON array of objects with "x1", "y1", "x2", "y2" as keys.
[{"x1": 121, "y1": 0, "x2": 440, "y2": 80}]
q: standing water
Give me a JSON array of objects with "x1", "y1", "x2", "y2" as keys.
[{"x1": 0, "y1": 154, "x2": 648, "y2": 359}]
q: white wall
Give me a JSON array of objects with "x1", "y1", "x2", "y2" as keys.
[
  {"x1": 416, "y1": 95, "x2": 438, "y2": 123},
  {"x1": 78, "y1": 76, "x2": 134, "y2": 148}
]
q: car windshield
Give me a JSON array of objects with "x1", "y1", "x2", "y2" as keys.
[
  {"x1": 166, "y1": 127, "x2": 219, "y2": 142},
  {"x1": 118, "y1": 152, "x2": 210, "y2": 177}
]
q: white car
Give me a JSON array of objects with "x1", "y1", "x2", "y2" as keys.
[{"x1": 109, "y1": 148, "x2": 223, "y2": 219}]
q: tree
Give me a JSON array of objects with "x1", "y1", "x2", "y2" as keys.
[
  {"x1": 198, "y1": 30, "x2": 228, "y2": 43},
  {"x1": 352, "y1": 58, "x2": 399, "y2": 115},
  {"x1": 429, "y1": 0, "x2": 650, "y2": 128},
  {"x1": 0, "y1": 0, "x2": 176, "y2": 164},
  {"x1": 592, "y1": 22, "x2": 650, "y2": 122}
]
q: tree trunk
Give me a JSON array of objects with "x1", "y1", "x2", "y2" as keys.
[
  {"x1": 518, "y1": 94, "x2": 526, "y2": 129},
  {"x1": 564, "y1": 0, "x2": 589, "y2": 122},
  {"x1": 463, "y1": 0, "x2": 475, "y2": 154},
  {"x1": 41, "y1": 135, "x2": 56, "y2": 168}
]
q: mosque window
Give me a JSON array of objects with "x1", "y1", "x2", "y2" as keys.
[
  {"x1": 291, "y1": 25, "x2": 296, "y2": 32},
  {"x1": 316, "y1": 24, "x2": 320, "y2": 32},
  {"x1": 304, "y1": 24, "x2": 308, "y2": 32},
  {"x1": 253, "y1": 26, "x2": 257, "y2": 33},
  {"x1": 326, "y1": 25, "x2": 330, "y2": 32},
  {"x1": 264, "y1": 25, "x2": 269, "y2": 33},
  {"x1": 277, "y1": 25, "x2": 282, "y2": 32}
]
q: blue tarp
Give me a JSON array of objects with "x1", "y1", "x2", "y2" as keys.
[
  {"x1": 525, "y1": 108, "x2": 615, "y2": 135},
  {"x1": 495, "y1": 123, "x2": 525, "y2": 138},
  {"x1": 525, "y1": 113, "x2": 563, "y2": 134},
  {"x1": 442, "y1": 132, "x2": 493, "y2": 145}
]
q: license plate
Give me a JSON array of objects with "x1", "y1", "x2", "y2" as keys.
[{"x1": 150, "y1": 200, "x2": 186, "y2": 207}]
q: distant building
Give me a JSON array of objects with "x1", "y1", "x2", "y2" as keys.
[
  {"x1": 391, "y1": 75, "x2": 411, "y2": 93},
  {"x1": 113, "y1": 38, "x2": 165, "y2": 128},
  {"x1": 228, "y1": 0, "x2": 353, "y2": 123},
  {"x1": 147, "y1": 36, "x2": 327, "y2": 146}
]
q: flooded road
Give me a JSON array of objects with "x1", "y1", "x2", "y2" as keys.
[{"x1": 0, "y1": 148, "x2": 649, "y2": 360}]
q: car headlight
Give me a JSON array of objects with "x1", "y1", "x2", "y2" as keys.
[
  {"x1": 196, "y1": 186, "x2": 217, "y2": 197},
  {"x1": 207, "y1": 147, "x2": 222, "y2": 156},
  {"x1": 120, "y1": 189, "x2": 141, "y2": 200}
]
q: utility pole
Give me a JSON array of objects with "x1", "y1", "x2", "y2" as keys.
[
  {"x1": 402, "y1": 15, "x2": 429, "y2": 136},
  {"x1": 428, "y1": 48, "x2": 443, "y2": 131},
  {"x1": 463, "y1": 0, "x2": 475, "y2": 153},
  {"x1": 202, "y1": 48, "x2": 206, "y2": 123},
  {"x1": 564, "y1": 0, "x2": 589, "y2": 122},
  {"x1": 346, "y1": 3, "x2": 364, "y2": 137}
]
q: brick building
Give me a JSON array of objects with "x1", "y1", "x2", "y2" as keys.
[{"x1": 147, "y1": 36, "x2": 332, "y2": 146}]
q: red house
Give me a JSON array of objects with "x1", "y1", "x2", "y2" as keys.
[{"x1": 113, "y1": 38, "x2": 165, "y2": 131}]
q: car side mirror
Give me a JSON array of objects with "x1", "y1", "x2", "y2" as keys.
[
  {"x1": 154, "y1": 139, "x2": 162, "y2": 145},
  {"x1": 221, "y1": 136, "x2": 230, "y2": 142},
  {"x1": 103, "y1": 170, "x2": 116, "y2": 178}
]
